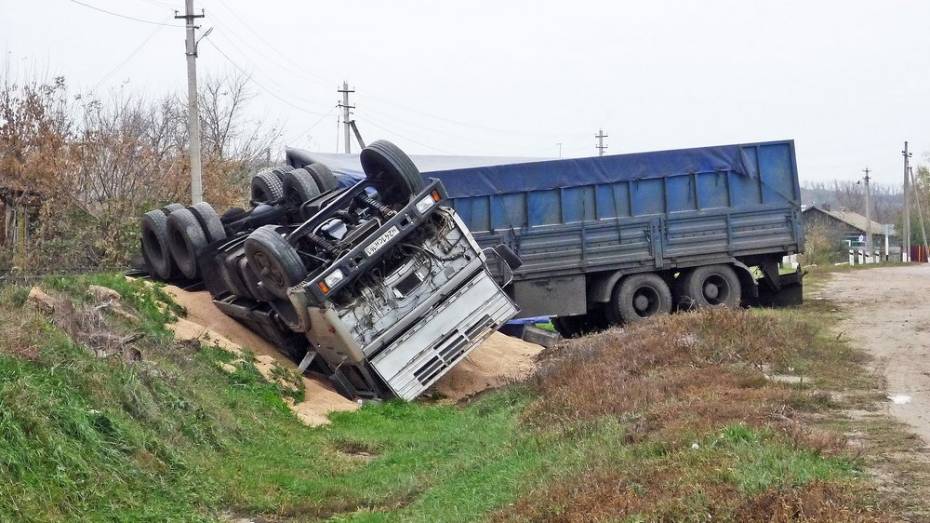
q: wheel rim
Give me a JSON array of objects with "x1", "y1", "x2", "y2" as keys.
[
  {"x1": 253, "y1": 250, "x2": 286, "y2": 290},
  {"x1": 631, "y1": 286, "x2": 660, "y2": 317},
  {"x1": 702, "y1": 274, "x2": 730, "y2": 305}
]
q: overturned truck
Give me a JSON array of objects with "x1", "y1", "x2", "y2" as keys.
[{"x1": 140, "y1": 141, "x2": 520, "y2": 400}]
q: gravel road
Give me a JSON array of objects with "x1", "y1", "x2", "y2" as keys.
[{"x1": 820, "y1": 265, "x2": 930, "y2": 445}]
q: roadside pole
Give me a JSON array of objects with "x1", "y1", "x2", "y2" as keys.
[
  {"x1": 903, "y1": 142, "x2": 912, "y2": 262},
  {"x1": 176, "y1": 1, "x2": 205, "y2": 204}
]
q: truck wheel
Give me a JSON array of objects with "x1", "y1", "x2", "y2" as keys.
[
  {"x1": 189, "y1": 202, "x2": 227, "y2": 243},
  {"x1": 162, "y1": 203, "x2": 184, "y2": 214},
  {"x1": 609, "y1": 273, "x2": 672, "y2": 323},
  {"x1": 237, "y1": 257, "x2": 266, "y2": 301},
  {"x1": 141, "y1": 209, "x2": 178, "y2": 280},
  {"x1": 283, "y1": 168, "x2": 322, "y2": 207},
  {"x1": 251, "y1": 169, "x2": 285, "y2": 204},
  {"x1": 360, "y1": 140, "x2": 425, "y2": 205},
  {"x1": 271, "y1": 299, "x2": 304, "y2": 332},
  {"x1": 677, "y1": 264, "x2": 741, "y2": 310},
  {"x1": 166, "y1": 208, "x2": 208, "y2": 279},
  {"x1": 244, "y1": 225, "x2": 305, "y2": 300},
  {"x1": 306, "y1": 163, "x2": 339, "y2": 193}
]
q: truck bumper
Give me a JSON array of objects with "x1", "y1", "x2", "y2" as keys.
[{"x1": 369, "y1": 268, "x2": 518, "y2": 400}]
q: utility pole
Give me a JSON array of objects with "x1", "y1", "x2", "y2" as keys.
[
  {"x1": 556, "y1": 142, "x2": 563, "y2": 159},
  {"x1": 595, "y1": 129, "x2": 608, "y2": 156},
  {"x1": 863, "y1": 167, "x2": 872, "y2": 260},
  {"x1": 909, "y1": 166, "x2": 930, "y2": 262},
  {"x1": 337, "y1": 82, "x2": 355, "y2": 154},
  {"x1": 903, "y1": 141, "x2": 912, "y2": 262},
  {"x1": 175, "y1": 1, "x2": 205, "y2": 204}
]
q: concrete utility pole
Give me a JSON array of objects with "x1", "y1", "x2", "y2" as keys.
[
  {"x1": 595, "y1": 129, "x2": 608, "y2": 156},
  {"x1": 337, "y1": 82, "x2": 355, "y2": 154},
  {"x1": 863, "y1": 167, "x2": 872, "y2": 259},
  {"x1": 176, "y1": 1, "x2": 205, "y2": 204},
  {"x1": 903, "y1": 141, "x2": 912, "y2": 262},
  {"x1": 556, "y1": 142, "x2": 563, "y2": 159}
]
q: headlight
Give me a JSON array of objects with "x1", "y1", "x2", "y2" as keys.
[
  {"x1": 318, "y1": 268, "x2": 345, "y2": 293},
  {"x1": 415, "y1": 194, "x2": 436, "y2": 214},
  {"x1": 415, "y1": 190, "x2": 443, "y2": 214}
]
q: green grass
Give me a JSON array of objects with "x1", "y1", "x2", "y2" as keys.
[{"x1": 0, "y1": 273, "x2": 903, "y2": 521}]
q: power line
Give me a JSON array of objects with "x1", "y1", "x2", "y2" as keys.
[
  {"x1": 205, "y1": 39, "x2": 331, "y2": 117},
  {"x1": 68, "y1": 0, "x2": 183, "y2": 26},
  {"x1": 293, "y1": 106, "x2": 338, "y2": 144},
  {"x1": 361, "y1": 115, "x2": 452, "y2": 154},
  {"x1": 206, "y1": 1, "x2": 330, "y2": 88},
  {"x1": 92, "y1": 19, "x2": 168, "y2": 91}
]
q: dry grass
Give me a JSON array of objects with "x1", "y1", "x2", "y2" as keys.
[{"x1": 496, "y1": 308, "x2": 896, "y2": 522}]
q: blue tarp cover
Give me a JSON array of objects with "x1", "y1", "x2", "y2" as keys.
[
  {"x1": 286, "y1": 142, "x2": 789, "y2": 199},
  {"x1": 428, "y1": 144, "x2": 760, "y2": 199}
]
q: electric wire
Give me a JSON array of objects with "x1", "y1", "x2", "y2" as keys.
[
  {"x1": 68, "y1": 0, "x2": 183, "y2": 26},
  {"x1": 361, "y1": 114, "x2": 452, "y2": 154},
  {"x1": 92, "y1": 19, "x2": 168, "y2": 91},
  {"x1": 205, "y1": 38, "x2": 331, "y2": 117}
]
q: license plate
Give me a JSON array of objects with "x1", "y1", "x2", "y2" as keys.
[{"x1": 364, "y1": 226, "x2": 399, "y2": 257}]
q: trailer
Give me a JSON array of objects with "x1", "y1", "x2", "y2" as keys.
[{"x1": 424, "y1": 140, "x2": 804, "y2": 336}]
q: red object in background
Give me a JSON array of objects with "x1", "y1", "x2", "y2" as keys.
[{"x1": 910, "y1": 245, "x2": 929, "y2": 263}]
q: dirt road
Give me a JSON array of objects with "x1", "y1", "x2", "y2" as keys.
[{"x1": 820, "y1": 265, "x2": 930, "y2": 444}]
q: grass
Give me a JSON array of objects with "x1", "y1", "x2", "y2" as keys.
[{"x1": 0, "y1": 273, "x2": 918, "y2": 521}]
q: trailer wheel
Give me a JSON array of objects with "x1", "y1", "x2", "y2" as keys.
[
  {"x1": 244, "y1": 225, "x2": 305, "y2": 299},
  {"x1": 306, "y1": 162, "x2": 339, "y2": 193},
  {"x1": 609, "y1": 273, "x2": 672, "y2": 323},
  {"x1": 251, "y1": 169, "x2": 286, "y2": 204},
  {"x1": 189, "y1": 202, "x2": 227, "y2": 243},
  {"x1": 283, "y1": 168, "x2": 322, "y2": 208},
  {"x1": 141, "y1": 209, "x2": 178, "y2": 280},
  {"x1": 677, "y1": 264, "x2": 741, "y2": 310},
  {"x1": 166, "y1": 208, "x2": 208, "y2": 279},
  {"x1": 360, "y1": 140, "x2": 425, "y2": 205}
]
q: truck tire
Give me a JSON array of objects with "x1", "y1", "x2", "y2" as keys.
[
  {"x1": 141, "y1": 209, "x2": 178, "y2": 280},
  {"x1": 609, "y1": 273, "x2": 672, "y2": 323},
  {"x1": 283, "y1": 168, "x2": 322, "y2": 207},
  {"x1": 677, "y1": 264, "x2": 741, "y2": 310},
  {"x1": 162, "y1": 203, "x2": 184, "y2": 214},
  {"x1": 244, "y1": 225, "x2": 305, "y2": 300},
  {"x1": 360, "y1": 140, "x2": 425, "y2": 205},
  {"x1": 251, "y1": 169, "x2": 285, "y2": 204},
  {"x1": 189, "y1": 202, "x2": 227, "y2": 243},
  {"x1": 166, "y1": 208, "x2": 208, "y2": 279},
  {"x1": 306, "y1": 162, "x2": 338, "y2": 193}
]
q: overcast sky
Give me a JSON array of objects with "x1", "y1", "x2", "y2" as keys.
[{"x1": 3, "y1": 0, "x2": 930, "y2": 186}]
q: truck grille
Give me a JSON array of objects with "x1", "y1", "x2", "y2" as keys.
[{"x1": 412, "y1": 315, "x2": 493, "y2": 386}]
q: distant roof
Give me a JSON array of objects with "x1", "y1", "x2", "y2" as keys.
[{"x1": 803, "y1": 205, "x2": 894, "y2": 236}]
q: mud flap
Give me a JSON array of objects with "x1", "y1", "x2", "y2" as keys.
[{"x1": 747, "y1": 270, "x2": 803, "y2": 307}]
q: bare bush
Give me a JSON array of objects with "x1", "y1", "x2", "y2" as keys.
[{"x1": 0, "y1": 73, "x2": 279, "y2": 272}]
